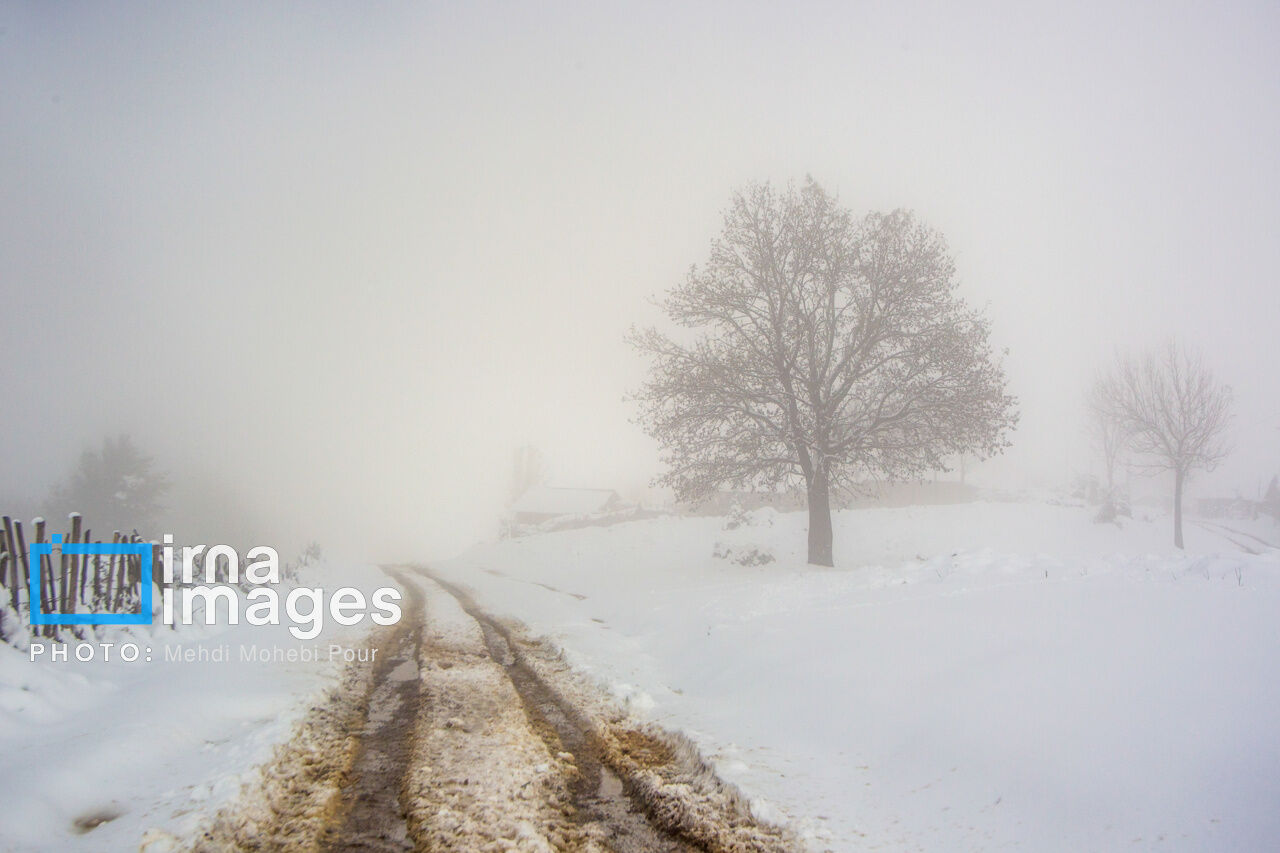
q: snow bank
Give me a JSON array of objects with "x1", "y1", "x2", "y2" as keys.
[
  {"x1": 0, "y1": 560, "x2": 393, "y2": 852},
  {"x1": 431, "y1": 501, "x2": 1280, "y2": 851}
]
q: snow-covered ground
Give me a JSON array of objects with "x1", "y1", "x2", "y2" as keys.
[
  {"x1": 0, "y1": 561, "x2": 391, "y2": 853},
  {"x1": 431, "y1": 501, "x2": 1280, "y2": 852}
]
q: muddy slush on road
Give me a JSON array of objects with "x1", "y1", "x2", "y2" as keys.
[
  {"x1": 318, "y1": 572, "x2": 423, "y2": 852},
  {"x1": 419, "y1": 569, "x2": 695, "y2": 853},
  {"x1": 194, "y1": 566, "x2": 800, "y2": 852}
]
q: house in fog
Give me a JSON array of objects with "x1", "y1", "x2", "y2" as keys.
[{"x1": 510, "y1": 487, "x2": 622, "y2": 526}]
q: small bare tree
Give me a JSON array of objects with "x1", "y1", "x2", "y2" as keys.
[
  {"x1": 1094, "y1": 342, "x2": 1233, "y2": 548},
  {"x1": 1086, "y1": 380, "x2": 1128, "y2": 519},
  {"x1": 630, "y1": 179, "x2": 1017, "y2": 566}
]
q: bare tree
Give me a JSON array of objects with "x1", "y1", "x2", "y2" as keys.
[
  {"x1": 630, "y1": 179, "x2": 1017, "y2": 566},
  {"x1": 1086, "y1": 379, "x2": 1127, "y2": 503},
  {"x1": 1094, "y1": 342, "x2": 1233, "y2": 548}
]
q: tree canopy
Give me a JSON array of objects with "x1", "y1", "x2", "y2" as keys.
[
  {"x1": 632, "y1": 179, "x2": 1017, "y2": 564},
  {"x1": 48, "y1": 434, "x2": 169, "y2": 534}
]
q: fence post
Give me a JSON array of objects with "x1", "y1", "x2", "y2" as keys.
[
  {"x1": 80, "y1": 527, "x2": 91, "y2": 608},
  {"x1": 14, "y1": 521, "x2": 29, "y2": 618},
  {"x1": 112, "y1": 531, "x2": 125, "y2": 612},
  {"x1": 33, "y1": 519, "x2": 55, "y2": 638},
  {"x1": 2, "y1": 516, "x2": 19, "y2": 609},
  {"x1": 0, "y1": 517, "x2": 9, "y2": 595},
  {"x1": 127, "y1": 534, "x2": 139, "y2": 603},
  {"x1": 66, "y1": 514, "x2": 81, "y2": 615}
]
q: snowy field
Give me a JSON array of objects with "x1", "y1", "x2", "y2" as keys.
[
  {"x1": 432, "y1": 501, "x2": 1280, "y2": 852},
  {"x1": 0, "y1": 561, "x2": 389, "y2": 853}
]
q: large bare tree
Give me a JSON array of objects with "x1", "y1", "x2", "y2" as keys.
[
  {"x1": 1094, "y1": 342, "x2": 1233, "y2": 548},
  {"x1": 631, "y1": 180, "x2": 1017, "y2": 565}
]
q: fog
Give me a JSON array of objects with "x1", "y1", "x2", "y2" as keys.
[{"x1": 2, "y1": 1, "x2": 1278, "y2": 560}]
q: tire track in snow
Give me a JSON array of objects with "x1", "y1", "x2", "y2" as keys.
[
  {"x1": 319, "y1": 571, "x2": 424, "y2": 852},
  {"x1": 1194, "y1": 519, "x2": 1277, "y2": 551},
  {"x1": 410, "y1": 564, "x2": 801, "y2": 853},
  {"x1": 1191, "y1": 520, "x2": 1262, "y2": 555},
  {"x1": 413, "y1": 566, "x2": 699, "y2": 852}
]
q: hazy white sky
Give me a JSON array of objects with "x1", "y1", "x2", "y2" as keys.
[{"x1": 2, "y1": 1, "x2": 1278, "y2": 558}]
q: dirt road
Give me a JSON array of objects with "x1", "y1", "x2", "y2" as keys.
[
  {"x1": 419, "y1": 568, "x2": 696, "y2": 853},
  {"x1": 196, "y1": 565, "x2": 797, "y2": 852}
]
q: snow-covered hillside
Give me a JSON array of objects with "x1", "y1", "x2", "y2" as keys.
[{"x1": 431, "y1": 502, "x2": 1280, "y2": 851}]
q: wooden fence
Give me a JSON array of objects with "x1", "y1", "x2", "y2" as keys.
[{"x1": 0, "y1": 514, "x2": 158, "y2": 638}]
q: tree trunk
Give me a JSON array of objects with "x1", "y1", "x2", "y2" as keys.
[
  {"x1": 1173, "y1": 468, "x2": 1185, "y2": 549},
  {"x1": 806, "y1": 472, "x2": 834, "y2": 567}
]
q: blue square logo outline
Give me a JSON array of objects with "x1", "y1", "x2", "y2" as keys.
[{"x1": 28, "y1": 536, "x2": 153, "y2": 625}]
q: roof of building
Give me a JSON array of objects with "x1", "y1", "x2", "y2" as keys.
[{"x1": 511, "y1": 487, "x2": 619, "y2": 516}]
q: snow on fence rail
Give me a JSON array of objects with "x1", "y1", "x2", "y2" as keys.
[{"x1": 0, "y1": 513, "x2": 158, "y2": 640}]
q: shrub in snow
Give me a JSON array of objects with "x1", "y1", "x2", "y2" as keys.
[
  {"x1": 0, "y1": 586, "x2": 20, "y2": 648},
  {"x1": 739, "y1": 546, "x2": 775, "y2": 565},
  {"x1": 722, "y1": 505, "x2": 778, "y2": 531},
  {"x1": 716, "y1": 507, "x2": 779, "y2": 564},
  {"x1": 722, "y1": 502, "x2": 750, "y2": 530},
  {"x1": 712, "y1": 541, "x2": 776, "y2": 566}
]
